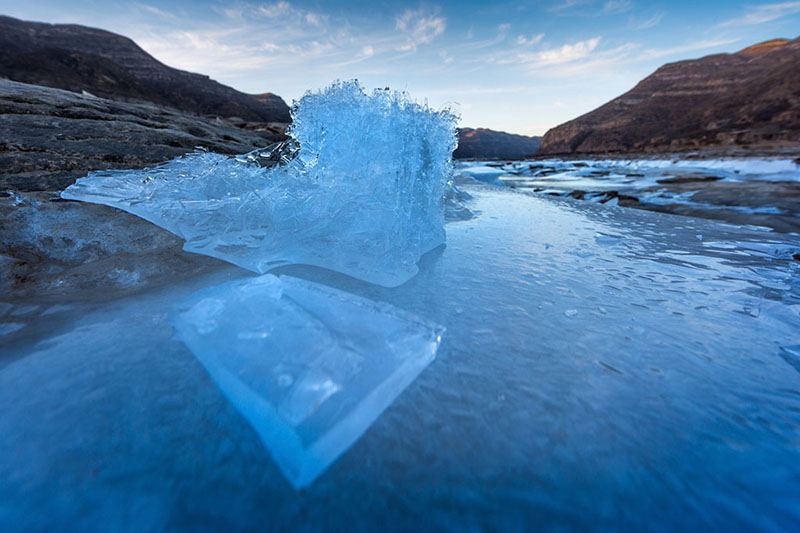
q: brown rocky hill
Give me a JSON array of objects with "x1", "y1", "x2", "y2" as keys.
[
  {"x1": 538, "y1": 37, "x2": 800, "y2": 155},
  {"x1": 454, "y1": 128, "x2": 541, "y2": 159},
  {"x1": 0, "y1": 15, "x2": 291, "y2": 123}
]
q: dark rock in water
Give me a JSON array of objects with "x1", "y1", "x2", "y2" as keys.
[
  {"x1": 638, "y1": 180, "x2": 800, "y2": 233},
  {"x1": 538, "y1": 37, "x2": 800, "y2": 155},
  {"x1": 0, "y1": 79, "x2": 286, "y2": 191},
  {"x1": 0, "y1": 15, "x2": 291, "y2": 123},
  {"x1": 455, "y1": 128, "x2": 541, "y2": 159},
  {"x1": 568, "y1": 190, "x2": 587, "y2": 200},
  {"x1": 598, "y1": 191, "x2": 641, "y2": 207},
  {"x1": 656, "y1": 174, "x2": 723, "y2": 184}
]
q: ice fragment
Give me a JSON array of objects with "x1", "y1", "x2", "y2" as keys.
[{"x1": 172, "y1": 274, "x2": 444, "y2": 488}]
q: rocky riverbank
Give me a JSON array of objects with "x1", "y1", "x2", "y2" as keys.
[{"x1": 0, "y1": 79, "x2": 286, "y2": 191}]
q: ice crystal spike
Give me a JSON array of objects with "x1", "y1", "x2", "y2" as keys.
[
  {"x1": 62, "y1": 80, "x2": 459, "y2": 286},
  {"x1": 172, "y1": 274, "x2": 444, "y2": 489}
]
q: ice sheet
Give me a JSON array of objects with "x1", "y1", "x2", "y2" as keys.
[
  {"x1": 3, "y1": 182, "x2": 800, "y2": 530},
  {"x1": 171, "y1": 274, "x2": 444, "y2": 488},
  {"x1": 61, "y1": 81, "x2": 458, "y2": 287}
]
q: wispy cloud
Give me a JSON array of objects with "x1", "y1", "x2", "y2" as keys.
[
  {"x1": 526, "y1": 42, "x2": 636, "y2": 76},
  {"x1": 603, "y1": 0, "x2": 633, "y2": 13},
  {"x1": 497, "y1": 23, "x2": 511, "y2": 39},
  {"x1": 486, "y1": 33, "x2": 740, "y2": 79},
  {"x1": 133, "y1": 2, "x2": 452, "y2": 80},
  {"x1": 533, "y1": 37, "x2": 601, "y2": 65},
  {"x1": 549, "y1": 0, "x2": 593, "y2": 12},
  {"x1": 516, "y1": 33, "x2": 545, "y2": 46},
  {"x1": 717, "y1": 2, "x2": 800, "y2": 27},
  {"x1": 629, "y1": 12, "x2": 664, "y2": 30},
  {"x1": 135, "y1": 3, "x2": 176, "y2": 19},
  {"x1": 394, "y1": 8, "x2": 446, "y2": 51}
]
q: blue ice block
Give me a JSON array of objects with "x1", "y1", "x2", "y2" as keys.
[{"x1": 172, "y1": 274, "x2": 443, "y2": 488}]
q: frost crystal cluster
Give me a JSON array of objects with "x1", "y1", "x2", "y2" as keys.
[{"x1": 62, "y1": 81, "x2": 458, "y2": 286}]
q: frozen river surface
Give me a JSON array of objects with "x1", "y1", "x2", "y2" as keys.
[{"x1": 2, "y1": 181, "x2": 800, "y2": 531}]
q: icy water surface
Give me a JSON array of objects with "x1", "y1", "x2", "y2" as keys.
[
  {"x1": 2, "y1": 182, "x2": 800, "y2": 530},
  {"x1": 457, "y1": 157, "x2": 800, "y2": 233}
]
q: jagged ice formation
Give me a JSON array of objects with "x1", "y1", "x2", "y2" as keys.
[{"x1": 61, "y1": 81, "x2": 458, "y2": 287}]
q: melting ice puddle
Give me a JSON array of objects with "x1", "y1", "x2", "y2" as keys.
[{"x1": 173, "y1": 274, "x2": 443, "y2": 488}]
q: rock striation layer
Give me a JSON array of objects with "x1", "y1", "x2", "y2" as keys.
[
  {"x1": 538, "y1": 37, "x2": 800, "y2": 155},
  {"x1": 0, "y1": 15, "x2": 291, "y2": 123}
]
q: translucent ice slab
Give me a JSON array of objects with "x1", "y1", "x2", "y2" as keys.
[
  {"x1": 171, "y1": 274, "x2": 444, "y2": 488},
  {"x1": 61, "y1": 81, "x2": 458, "y2": 286}
]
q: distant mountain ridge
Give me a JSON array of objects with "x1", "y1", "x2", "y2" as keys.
[
  {"x1": 538, "y1": 37, "x2": 800, "y2": 155},
  {"x1": 0, "y1": 15, "x2": 291, "y2": 123},
  {"x1": 455, "y1": 128, "x2": 541, "y2": 159}
]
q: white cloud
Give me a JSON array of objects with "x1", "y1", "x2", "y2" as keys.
[
  {"x1": 394, "y1": 8, "x2": 446, "y2": 51},
  {"x1": 534, "y1": 37, "x2": 601, "y2": 65},
  {"x1": 305, "y1": 12, "x2": 323, "y2": 26},
  {"x1": 516, "y1": 33, "x2": 545, "y2": 46},
  {"x1": 497, "y1": 23, "x2": 511, "y2": 39},
  {"x1": 718, "y1": 2, "x2": 800, "y2": 27},
  {"x1": 258, "y1": 2, "x2": 292, "y2": 18}
]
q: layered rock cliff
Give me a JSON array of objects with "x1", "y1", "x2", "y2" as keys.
[
  {"x1": 0, "y1": 15, "x2": 291, "y2": 123},
  {"x1": 538, "y1": 37, "x2": 800, "y2": 155}
]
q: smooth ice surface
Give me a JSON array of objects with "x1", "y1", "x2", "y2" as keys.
[
  {"x1": 172, "y1": 274, "x2": 443, "y2": 489},
  {"x1": 61, "y1": 81, "x2": 458, "y2": 286},
  {"x1": 2, "y1": 182, "x2": 800, "y2": 530}
]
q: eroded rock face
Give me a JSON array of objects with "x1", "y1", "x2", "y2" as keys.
[
  {"x1": 0, "y1": 15, "x2": 291, "y2": 123},
  {"x1": 454, "y1": 128, "x2": 541, "y2": 159},
  {"x1": 538, "y1": 37, "x2": 800, "y2": 155},
  {"x1": 0, "y1": 79, "x2": 286, "y2": 191}
]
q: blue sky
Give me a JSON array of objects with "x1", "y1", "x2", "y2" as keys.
[{"x1": 2, "y1": 1, "x2": 800, "y2": 135}]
